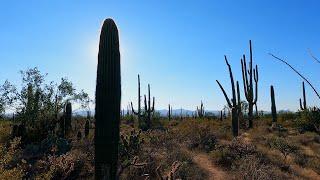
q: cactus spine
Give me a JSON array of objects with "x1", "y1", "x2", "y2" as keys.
[
  {"x1": 196, "y1": 101, "x2": 204, "y2": 118},
  {"x1": 270, "y1": 85, "x2": 277, "y2": 124},
  {"x1": 131, "y1": 75, "x2": 143, "y2": 128},
  {"x1": 241, "y1": 40, "x2": 258, "y2": 128},
  {"x1": 144, "y1": 84, "x2": 155, "y2": 130},
  {"x1": 217, "y1": 56, "x2": 241, "y2": 137},
  {"x1": 299, "y1": 81, "x2": 307, "y2": 110},
  {"x1": 95, "y1": 18, "x2": 121, "y2": 180}
]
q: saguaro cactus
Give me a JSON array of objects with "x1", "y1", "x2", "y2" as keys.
[
  {"x1": 197, "y1": 101, "x2": 204, "y2": 118},
  {"x1": 85, "y1": 119, "x2": 90, "y2": 138},
  {"x1": 270, "y1": 86, "x2": 277, "y2": 124},
  {"x1": 65, "y1": 102, "x2": 72, "y2": 134},
  {"x1": 95, "y1": 18, "x2": 121, "y2": 180},
  {"x1": 131, "y1": 75, "x2": 143, "y2": 128},
  {"x1": 144, "y1": 84, "x2": 155, "y2": 130},
  {"x1": 241, "y1": 40, "x2": 258, "y2": 128},
  {"x1": 217, "y1": 56, "x2": 241, "y2": 137},
  {"x1": 168, "y1": 104, "x2": 172, "y2": 121},
  {"x1": 299, "y1": 81, "x2": 307, "y2": 111}
]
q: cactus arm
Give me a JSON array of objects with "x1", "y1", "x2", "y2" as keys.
[
  {"x1": 224, "y1": 56, "x2": 237, "y2": 107},
  {"x1": 131, "y1": 102, "x2": 139, "y2": 115},
  {"x1": 299, "y1": 98, "x2": 303, "y2": 110},
  {"x1": 253, "y1": 66, "x2": 258, "y2": 104},
  {"x1": 236, "y1": 81, "x2": 241, "y2": 112},
  {"x1": 151, "y1": 97, "x2": 155, "y2": 112},
  {"x1": 216, "y1": 80, "x2": 232, "y2": 108},
  {"x1": 241, "y1": 56, "x2": 249, "y2": 100},
  {"x1": 144, "y1": 95, "x2": 147, "y2": 112}
]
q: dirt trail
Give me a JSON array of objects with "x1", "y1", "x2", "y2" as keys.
[{"x1": 182, "y1": 147, "x2": 228, "y2": 180}]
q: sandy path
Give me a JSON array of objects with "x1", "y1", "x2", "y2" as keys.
[{"x1": 180, "y1": 147, "x2": 228, "y2": 180}]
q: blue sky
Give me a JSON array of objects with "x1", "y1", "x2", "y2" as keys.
[{"x1": 0, "y1": 1, "x2": 319, "y2": 111}]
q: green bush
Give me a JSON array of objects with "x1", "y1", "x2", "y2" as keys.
[{"x1": 295, "y1": 107, "x2": 320, "y2": 133}]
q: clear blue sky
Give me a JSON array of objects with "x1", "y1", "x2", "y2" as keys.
[{"x1": 0, "y1": 1, "x2": 319, "y2": 111}]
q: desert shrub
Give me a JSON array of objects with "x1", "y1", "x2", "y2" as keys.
[
  {"x1": 0, "y1": 121, "x2": 11, "y2": 143},
  {"x1": 294, "y1": 152, "x2": 310, "y2": 167},
  {"x1": 36, "y1": 151, "x2": 84, "y2": 179},
  {"x1": 295, "y1": 107, "x2": 320, "y2": 133},
  {"x1": 176, "y1": 162, "x2": 208, "y2": 180},
  {"x1": 234, "y1": 156, "x2": 280, "y2": 180},
  {"x1": 0, "y1": 137, "x2": 25, "y2": 179},
  {"x1": 177, "y1": 120, "x2": 218, "y2": 152},
  {"x1": 40, "y1": 134, "x2": 70, "y2": 155},
  {"x1": 266, "y1": 136, "x2": 298, "y2": 160},
  {"x1": 211, "y1": 138, "x2": 256, "y2": 168}
]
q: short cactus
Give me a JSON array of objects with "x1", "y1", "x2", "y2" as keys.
[
  {"x1": 299, "y1": 81, "x2": 307, "y2": 111},
  {"x1": 270, "y1": 85, "x2": 277, "y2": 124}
]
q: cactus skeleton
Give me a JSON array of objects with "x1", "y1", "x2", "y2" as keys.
[{"x1": 217, "y1": 56, "x2": 241, "y2": 137}]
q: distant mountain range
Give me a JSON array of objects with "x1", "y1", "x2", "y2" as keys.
[{"x1": 73, "y1": 109, "x2": 293, "y2": 117}]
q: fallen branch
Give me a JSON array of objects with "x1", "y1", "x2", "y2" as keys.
[{"x1": 268, "y1": 53, "x2": 320, "y2": 99}]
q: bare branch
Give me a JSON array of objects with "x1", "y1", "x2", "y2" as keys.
[
  {"x1": 268, "y1": 53, "x2": 320, "y2": 99},
  {"x1": 308, "y1": 48, "x2": 320, "y2": 64}
]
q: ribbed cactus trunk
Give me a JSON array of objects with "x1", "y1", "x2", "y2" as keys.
[
  {"x1": 95, "y1": 18, "x2": 121, "y2": 180},
  {"x1": 270, "y1": 86, "x2": 277, "y2": 124},
  {"x1": 65, "y1": 102, "x2": 72, "y2": 134}
]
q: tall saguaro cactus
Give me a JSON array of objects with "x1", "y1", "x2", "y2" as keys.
[
  {"x1": 131, "y1": 75, "x2": 143, "y2": 128},
  {"x1": 168, "y1": 104, "x2": 172, "y2": 121},
  {"x1": 299, "y1": 81, "x2": 307, "y2": 110},
  {"x1": 217, "y1": 56, "x2": 241, "y2": 137},
  {"x1": 95, "y1": 18, "x2": 121, "y2": 180},
  {"x1": 270, "y1": 86, "x2": 277, "y2": 124},
  {"x1": 241, "y1": 40, "x2": 258, "y2": 128},
  {"x1": 144, "y1": 84, "x2": 155, "y2": 130},
  {"x1": 197, "y1": 101, "x2": 204, "y2": 118},
  {"x1": 65, "y1": 102, "x2": 72, "y2": 134}
]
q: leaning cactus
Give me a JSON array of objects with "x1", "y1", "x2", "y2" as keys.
[
  {"x1": 299, "y1": 81, "x2": 307, "y2": 111},
  {"x1": 217, "y1": 56, "x2": 241, "y2": 137},
  {"x1": 241, "y1": 40, "x2": 258, "y2": 128},
  {"x1": 144, "y1": 84, "x2": 155, "y2": 130},
  {"x1": 270, "y1": 85, "x2": 277, "y2": 124},
  {"x1": 95, "y1": 18, "x2": 121, "y2": 180}
]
